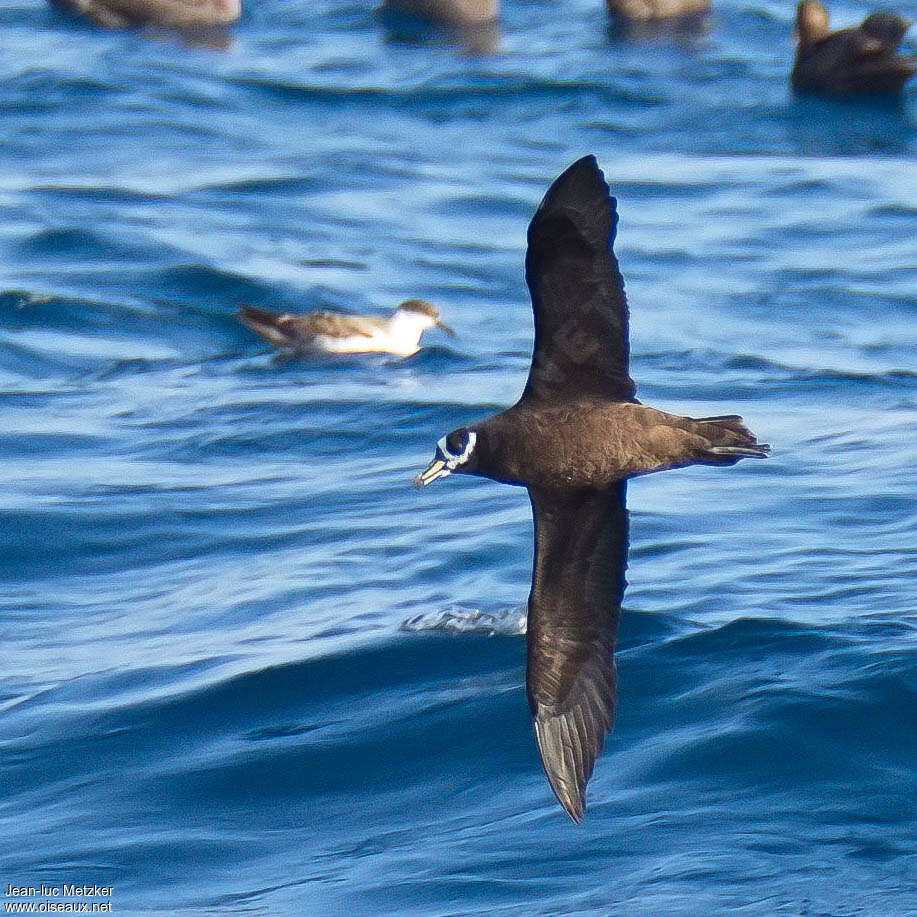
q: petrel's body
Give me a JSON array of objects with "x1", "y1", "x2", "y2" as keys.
[
  {"x1": 791, "y1": 1, "x2": 917, "y2": 96},
  {"x1": 415, "y1": 156, "x2": 768, "y2": 822},
  {"x1": 239, "y1": 299, "x2": 454, "y2": 358}
]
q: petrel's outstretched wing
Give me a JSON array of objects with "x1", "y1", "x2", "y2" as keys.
[
  {"x1": 526, "y1": 482, "x2": 629, "y2": 821},
  {"x1": 521, "y1": 155, "x2": 636, "y2": 405}
]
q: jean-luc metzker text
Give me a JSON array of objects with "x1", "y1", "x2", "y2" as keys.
[
  {"x1": 6, "y1": 888, "x2": 111, "y2": 898},
  {"x1": 4, "y1": 885, "x2": 113, "y2": 914}
]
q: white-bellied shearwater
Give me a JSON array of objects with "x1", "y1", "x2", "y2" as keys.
[
  {"x1": 792, "y1": 1, "x2": 917, "y2": 95},
  {"x1": 239, "y1": 300, "x2": 454, "y2": 358},
  {"x1": 414, "y1": 156, "x2": 769, "y2": 822}
]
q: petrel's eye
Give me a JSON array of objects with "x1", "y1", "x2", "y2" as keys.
[{"x1": 445, "y1": 430, "x2": 466, "y2": 455}]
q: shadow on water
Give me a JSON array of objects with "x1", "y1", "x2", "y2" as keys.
[
  {"x1": 605, "y1": 10, "x2": 710, "y2": 45},
  {"x1": 785, "y1": 92, "x2": 916, "y2": 156},
  {"x1": 377, "y1": 6, "x2": 500, "y2": 55}
]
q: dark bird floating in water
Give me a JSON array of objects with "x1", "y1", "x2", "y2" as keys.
[
  {"x1": 52, "y1": 0, "x2": 240, "y2": 27},
  {"x1": 239, "y1": 300, "x2": 454, "y2": 358},
  {"x1": 415, "y1": 156, "x2": 769, "y2": 822},
  {"x1": 605, "y1": 0, "x2": 707, "y2": 24},
  {"x1": 381, "y1": 0, "x2": 498, "y2": 26},
  {"x1": 792, "y1": 0, "x2": 917, "y2": 95}
]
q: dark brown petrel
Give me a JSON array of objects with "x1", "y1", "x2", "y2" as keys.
[
  {"x1": 792, "y1": 0, "x2": 917, "y2": 96},
  {"x1": 414, "y1": 156, "x2": 769, "y2": 822}
]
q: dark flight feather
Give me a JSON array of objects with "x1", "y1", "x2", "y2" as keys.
[
  {"x1": 522, "y1": 155, "x2": 636, "y2": 406},
  {"x1": 527, "y1": 482, "x2": 629, "y2": 821}
]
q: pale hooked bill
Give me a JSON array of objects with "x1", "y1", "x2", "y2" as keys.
[{"x1": 239, "y1": 299, "x2": 455, "y2": 358}]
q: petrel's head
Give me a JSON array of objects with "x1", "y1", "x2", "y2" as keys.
[
  {"x1": 395, "y1": 299, "x2": 456, "y2": 337},
  {"x1": 414, "y1": 428, "x2": 478, "y2": 487}
]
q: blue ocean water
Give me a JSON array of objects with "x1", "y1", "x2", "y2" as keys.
[{"x1": 1, "y1": 0, "x2": 916, "y2": 912}]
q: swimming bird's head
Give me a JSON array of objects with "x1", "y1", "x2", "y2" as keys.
[
  {"x1": 395, "y1": 299, "x2": 456, "y2": 338},
  {"x1": 861, "y1": 10, "x2": 910, "y2": 46},
  {"x1": 414, "y1": 428, "x2": 478, "y2": 487}
]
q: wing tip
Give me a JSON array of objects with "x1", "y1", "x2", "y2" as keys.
[
  {"x1": 569, "y1": 153, "x2": 599, "y2": 174},
  {"x1": 571, "y1": 154, "x2": 619, "y2": 249},
  {"x1": 560, "y1": 792, "x2": 586, "y2": 824},
  {"x1": 531, "y1": 154, "x2": 619, "y2": 254},
  {"x1": 238, "y1": 304, "x2": 297, "y2": 348},
  {"x1": 534, "y1": 716, "x2": 589, "y2": 824},
  {"x1": 559, "y1": 153, "x2": 612, "y2": 202},
  {"x1": 238, "y1": 304, "x2": 276, "y2": 325},
  {"x1": 543, "y1": 764, "x2": 587, "y2": 824}
]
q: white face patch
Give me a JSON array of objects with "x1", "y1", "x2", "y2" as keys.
[{"x1": 437, "y1": 431, "x2": 477, "y2": 469}]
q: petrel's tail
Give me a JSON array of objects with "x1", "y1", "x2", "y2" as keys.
[
  {"x1": 692, "y1": 414, "x2": 770, "y2": 464},
  {"x1": 239, "y1": 305, "x2": 296, "y2": 348}
]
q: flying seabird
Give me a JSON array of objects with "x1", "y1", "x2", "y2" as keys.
[
  {"x1": 239, "y1": 299, "x2": 454, "y2": 358},
  {"x1": 414, "y1": 156, "x2": 769, "y2": 822},
  {"x1": 52, "y1": 0, "x2": 240, "y2": 27},
  {"x1": 792, "y1": 0, "x2": 917, "y2": 95}
]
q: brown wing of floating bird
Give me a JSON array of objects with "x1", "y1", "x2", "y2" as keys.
[
  {"x1": 55, "y1": 0, "x2": 240, "y2": 27},
  {"x1": 605, "y1": 0, "x2": 708, "y2": 23},
  {"x1": 239, "y1": 306, "x2": 379, "y2": 351}
]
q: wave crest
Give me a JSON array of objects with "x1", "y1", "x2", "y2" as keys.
[{"x1": 401, "y1": 604, "x2": 526, "y2": 636}]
